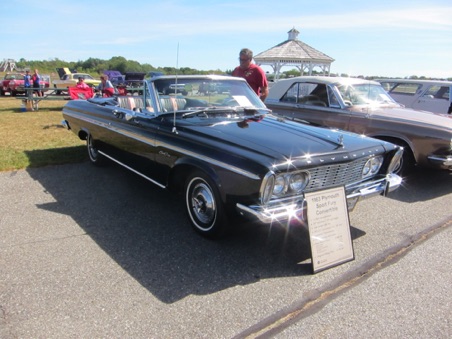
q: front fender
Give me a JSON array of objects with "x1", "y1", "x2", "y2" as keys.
[{"x1": 171, "y1": 156, "x2": 224, "y2": 199}]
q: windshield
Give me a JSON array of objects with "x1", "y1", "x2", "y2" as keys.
[
  {"x1": 152, "y1": 78, "x2": 266, "y2": 114},
  {"x1": 336, "y1": 83, "x2": 397, "y2": 106}
]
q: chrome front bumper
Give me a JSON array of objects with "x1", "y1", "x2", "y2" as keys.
[
  {"x1": 236, "y1": 173, "x2": 402, "y2": 224},
  {"x1": 428, "y1": 154, "x2": 452, "y2": 170}
]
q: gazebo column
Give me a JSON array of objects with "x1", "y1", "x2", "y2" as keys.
[{"x1": 274, "y1": 62, "x2": 283, "y2": 81}]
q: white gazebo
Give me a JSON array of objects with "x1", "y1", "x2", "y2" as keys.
[
  {"x1": 254, "y1": 28, "x2": 334, "y2": 81},
  {"x1": 0, "y1": 59, "x2": 16, "y2": 72}
]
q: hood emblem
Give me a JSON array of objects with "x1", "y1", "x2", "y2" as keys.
[{"x1": 337, "y1": 134, "x2": 344, "y2": 147}]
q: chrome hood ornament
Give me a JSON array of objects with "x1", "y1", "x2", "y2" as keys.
[{"x1": 337, "y1": 134, "x2": 344, "y2": 147}]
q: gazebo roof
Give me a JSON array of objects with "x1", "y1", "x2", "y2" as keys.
[
  {"x1": 254, "y1": 28, "x2": 334, "y2": 64},
  {"x1": 253, "y1": 28, "x2": 334, "y2": 80}
]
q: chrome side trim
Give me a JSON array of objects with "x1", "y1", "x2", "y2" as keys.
[
  {"x1": 98, "y1": 150, "x2": 166, "y2": 189},
  {"x1": 63, "y1": 110, "x2": 260, "y2": 180},
  {"x1": 427, "y1": 154, "x2": 452, "y2": 168},
  {"x1": 161, "y1": 141, "x2": 260, "y2": 180},
  {"x1": 61, "y1": 119, "x2": 69, "y2": 130}
]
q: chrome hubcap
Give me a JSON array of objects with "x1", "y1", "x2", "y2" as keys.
[{"x1": 191, "y1": 182, "x2": 216, "y2": 225}]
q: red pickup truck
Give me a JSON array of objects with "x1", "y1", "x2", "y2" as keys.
[{"x1": 0, "y1": 72, "x2": 50, "y2": 96}]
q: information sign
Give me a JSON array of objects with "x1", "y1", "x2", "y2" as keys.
[{"x1": 305, "y1": 186, "x2": 354, "y2": 273}]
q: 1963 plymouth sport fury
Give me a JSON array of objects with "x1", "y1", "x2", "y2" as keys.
[{"x1": 62, "y1": 75, "x2": 403, "y2": 238}]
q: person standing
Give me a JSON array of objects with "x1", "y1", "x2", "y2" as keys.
[
  {"x1": 24, "y1": 70, "x2": 31, "y2": 88},
  {"x1": 232, "y1": 48, "x2": 268, "y2": 101},
  {"x1": 32, "y1": 69, "x2": 42, "y2": 97},
  {"x1": 23, "y1": 70, "x2": 32, "y2": 98},
  {"x1": 22, "y1": 70, "x2": 33, "y2": 111}
]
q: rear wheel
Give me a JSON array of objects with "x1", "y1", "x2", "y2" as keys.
[
  {"x1": 87, "y1": 134, "x2": 106, "y2": 166},
  {"x1": 184, "y1": 170, "x2": 228, "y2": 238}
]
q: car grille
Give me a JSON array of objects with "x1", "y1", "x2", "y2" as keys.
[{"x1": 305, "y1": 158, "x2": 368, "y2": 191}]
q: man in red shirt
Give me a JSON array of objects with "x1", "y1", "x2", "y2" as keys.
[{"x1": 232, "y1": 48, "x2": 268, "y2": 101}]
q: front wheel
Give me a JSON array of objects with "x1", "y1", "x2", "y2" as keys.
[
  {"x1": 87, "y1": 134, "x2": 106, "y2": 166},
  {"x1": 184, "y1": 171, "x2": 228, "y2": 238}
]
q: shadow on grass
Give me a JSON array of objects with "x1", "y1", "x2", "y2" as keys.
[
  {"x1": 35, "y1": 106, "x2": 67, "y2": 112},
  {"x1": 24, "y1": 145, "x2": 87, "y2": 168}
]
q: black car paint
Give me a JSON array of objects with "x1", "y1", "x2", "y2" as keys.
[
  {"x1": 64, "y1": 98, "x2": 396, "y2": 202},
  {"x1": 62, "y1": 76, "x2": 403, "y2": 237}
]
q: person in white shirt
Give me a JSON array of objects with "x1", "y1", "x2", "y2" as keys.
[{"x1": 97, "y1": 75, "x2": 115, "y2": 97}]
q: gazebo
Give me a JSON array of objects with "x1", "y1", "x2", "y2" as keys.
[
  {"x1": 254, "y1": 28, "x2": 334, "y2": 81},
  {"x1": 0, "y1": 59, "x2": 16, "y2": 72}
]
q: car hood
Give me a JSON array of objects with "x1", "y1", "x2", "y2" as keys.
[
  {"x1": 179, "y1": 114, "x2": 388, "y2": 164},
  {"x1": 351, "y1": 105, "x2": 452, "y2": 130}
]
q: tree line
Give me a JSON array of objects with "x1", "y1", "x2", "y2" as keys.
[
  {"x1": 11, "y1": 56, "x2": 451, "y2": 81},
  {"x1": 14, "y1": 56, "x2": 229, "y2": 77}
]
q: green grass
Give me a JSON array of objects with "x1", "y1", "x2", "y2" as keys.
[{"x1": 0, "y1": 97, "x2": 86, "y2": 171}]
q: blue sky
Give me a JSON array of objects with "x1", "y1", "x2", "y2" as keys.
[{"x1": 2, "y1": 0, "x2": 451, "y2": 78}]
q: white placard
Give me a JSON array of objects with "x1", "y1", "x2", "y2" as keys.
[
  {"x1": 232, "y1": 95, "x2": 253, "y2": 107},
  {"x1": 305, "y1": 186, "x2": 354, "y2": 273}
]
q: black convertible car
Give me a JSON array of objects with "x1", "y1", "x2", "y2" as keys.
[{"x1": 61, "y1": 75, "x2": 403, "y2": 238}]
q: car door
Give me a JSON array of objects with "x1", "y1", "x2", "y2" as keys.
[
  {"x1": 268, "y1": 81, "x2": 353, "y2": 131},
  {"x1": 93, "y1": 104, "x2": 160, "y2": 181},
  {"x1": 384, "y1": 82, "x2": 421, "y2": 108},
  {"x1": 411, "y1": 84, "x2": 450, "y2": 114}
]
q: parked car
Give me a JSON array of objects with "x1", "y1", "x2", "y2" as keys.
[
  {"x1": 103, "y1": 70, "x2": 125, "y2": 86},
  {"x1": 124, "y1": 72, "x2": 146, "y2": 87},
  {"x1": 377, "y1": 78, "x2": 452, "y2": 114},
  {"x1": 52, "y1": 67, "x2": 101, "y2": 92},
  {"x1": 265, "y1": 76, "x2": 452, "y2": 172},
  {"x1": 148, "y1": 71, "x2": 164, "y2": 78},
  {"x1": 0, "y1": 72, "x2": 50, "y2": 96},
  {"x1": 61, "y1": 74, "x2": 403, "y2": 238}
]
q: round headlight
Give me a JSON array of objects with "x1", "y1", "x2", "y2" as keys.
[
  {"x1": 273, "y1": 175, "x2": 286, "y2": 195},
  {"x1": 289, "y1": 172, "x2": 309, "y2": 192},
  {"x1": 362, "y1": 161, "x2": 371, "y2": 176},
  {"x1": 363, "y1": 156, "x2": 384, "y2": 177},
  {"x1": 370, "y1": 156, "x2": 383, "y2": 174}
]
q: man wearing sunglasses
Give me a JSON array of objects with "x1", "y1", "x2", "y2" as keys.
[{"x1": 232, "y1": 48, "x2": 268, "y2": 101}]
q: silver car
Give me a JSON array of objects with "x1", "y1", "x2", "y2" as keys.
[
  {"x1": 265, "y1": 76, "x2": 452, "y2": 172},
  {"x1": 378, "y1": 78, "x2": 452, "y2": 115}
]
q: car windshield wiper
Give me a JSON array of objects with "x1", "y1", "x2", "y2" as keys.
[
  {"x1": 182, "y1": 106, "x2": 271, "y2": 119},
  {"x1": 181, "y1": 106, "x2": 237, "y2": 118}
]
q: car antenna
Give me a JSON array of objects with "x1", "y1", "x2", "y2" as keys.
[{"x1": 172, "y1": 43, "x2": 179, "y2": 134}]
